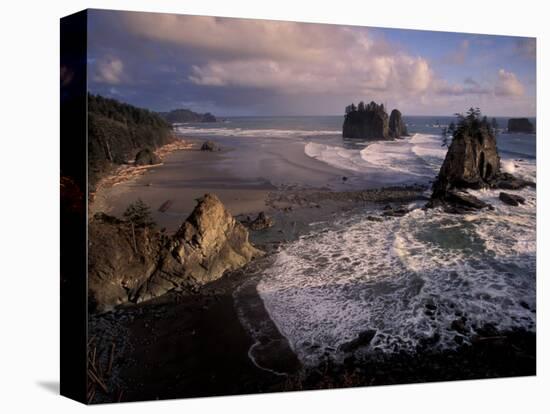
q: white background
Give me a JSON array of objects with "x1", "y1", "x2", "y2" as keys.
[{"x1": 0, "y1": 0, "x2": 547, "y2": 412}]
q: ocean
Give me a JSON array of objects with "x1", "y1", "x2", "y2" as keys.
[{"x1": 174, "y1": 116, "x2": 536, "y2": 366}]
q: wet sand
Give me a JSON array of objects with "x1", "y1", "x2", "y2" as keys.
[{"x1": 91, "y1": 146, "x2": 276, "y2": 232}]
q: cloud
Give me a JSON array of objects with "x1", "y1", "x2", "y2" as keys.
[
  {"x1": 443, "y1": 39, "x2": 469, "y2": 64},
  {"x1": 495, "y1": 69, "x2": 525, "y2": 96},
  {"x1": 93, "y1": 56, "x2": 124, "y2": 85},
  {"x1": 86, "y1": 10, "x2": 536, "y2": 116},
  {"x1": 121, "y1": 12, "x2": 437, "y2": 98}
]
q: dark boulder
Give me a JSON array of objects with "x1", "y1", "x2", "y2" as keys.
[
  {"x1": 508, "y1": 118, "x2": 534, "y2": 133},
  {"x1": 451, "y1": 318, "x2": 469, "y2": 335},
  {"x1": 382, "y1": 205, "x2": 410, "y2": 217},
  {"x1": 201, "y1": 140, "x2": 220, "y2": 151},
  {"x1": 499, "y1": 192, "x2": 526, "y2": 206},
  {"x1": 389, "y1": 109, "x2": 408, "y2": 138},
  {"x1": 247, "y1": 212, "x2": 274, "y2": 230},
  {"x1": 343, "y1": 101, "x2": 389, "y2": 139},
  {"x1": 134, "y1": 148, "x2": 161, "y2": 166},
  {"x1": 494, "y1": 173, "x2": 536, "y2": 190}
]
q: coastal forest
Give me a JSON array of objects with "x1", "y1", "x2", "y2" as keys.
[{"x1": 88, "y1": 94, "x2": 174, "y2": 190}]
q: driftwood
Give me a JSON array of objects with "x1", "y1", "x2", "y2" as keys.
[
  {"x1": 87, "y1": 341, "x2": 120, "y2": 402},
  {"x1": 158, "y1": 200, "x2": 174, "y2": 212},
  {"x1": 107, "y1": 342, "x2": 116, "y2": 375}
]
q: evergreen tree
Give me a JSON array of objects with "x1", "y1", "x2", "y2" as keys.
[
  {"x1": 123, "y1": 199, "x2": 156, "y2": 228},
  {"x1": 448, "y1": 121, "x2": 456, "y2": 136}
]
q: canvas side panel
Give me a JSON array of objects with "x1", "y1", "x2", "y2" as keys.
[{"x1": 60, "y1": 9, "x2": 88, "y2": 404}]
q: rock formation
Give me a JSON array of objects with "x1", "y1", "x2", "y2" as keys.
[
  {"x1": 201, "y1": 140, "x2": 220, "y2": 151},
  {"x1": 343, "y1": 101, "x2": 388, "y2": 139},
  {"x1": 428, "y1": 109, "x2": 535, "y2": 212},
  {"x1": 499, "y1": 192, "x2": 526, "y2": 206},
  {"x1": 388, "y1": 109, "x2": 408, "y2": 138},
  {"x1": 244, "y1": 212, "x2": 274, "y2": 230},
  {"x1": 134, "y1": 148, "x2": 161, "y2": 166},
  {"x1": 343, "y1": 101, "x2": 406, "y2": 140},
  {"x1": 432, "y1": 116, "x2": 500, "y2": 196},
  {"x1": 88, "y1": 194, "x2": 263, "y2": 312},
  {"x1": 508, "y1": 118, "x2": 534, "y2": 133}
]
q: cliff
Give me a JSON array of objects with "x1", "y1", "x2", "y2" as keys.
[
  {"x1": 88, "y1": 194, "x2": 263, "y2": 312},
  {"x1": 159, "y1": 108, "x2": 217, "y2": 124},
  {"x1": 342, "y1": 101, "x2": 406, "y2": 139},
  {"x1": 507, "y1": 118, "x2": 534, "y2": 133},
  {"x1": 88, "y1": 94, "x2": 174, "y2": 191}
]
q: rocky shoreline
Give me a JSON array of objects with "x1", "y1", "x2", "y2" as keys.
[{"x1": 87, "y1": 110, "x2": 535, "y2": 403}]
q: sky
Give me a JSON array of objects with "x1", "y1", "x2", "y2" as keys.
[{"x1": 86, "y1": 9, "x2": 536, "y2": 117}]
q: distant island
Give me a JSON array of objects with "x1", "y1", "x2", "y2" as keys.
[
  {"x1": 343, "y1": 101, "x2": 407, "y2": 139},
  {"x1": 158, "y1": 108, "x2": 217, "y2": 124},
  {"x1": 508, "y1": 117, "x2": 534, "y2": 133}
]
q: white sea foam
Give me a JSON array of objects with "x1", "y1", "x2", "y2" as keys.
[
  {"x1": 304, "y1": 134, "x2": 446, "y2": 186},
  {"x1": 257, "y1": 189, "x2": 536, "y2": 366},
  {"x1": 502, "y1": 159, "x2": 516, "y2": 174},
  {"x1": 175, "y1": 125, "x2": 339, "y2": 138}
]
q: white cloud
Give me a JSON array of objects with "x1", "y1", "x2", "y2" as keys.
[
  {"x1": 93, "y1": 56, "x2": 124, "y2": 85},
  {"x1": 495, "y1": 69, "x2": 525, "y2": 96}
]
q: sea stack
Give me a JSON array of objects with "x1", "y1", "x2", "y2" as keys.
[
  {"x1": 508, "y1": 118, "x2": 534, "y2": 133},
  {"x1": 432, "y1": 113, "x2": 500, "y2": 197},
  {"x1": 428, "y1": 108, "x2": 534, "y2": 212},
  {"x1": 343, "y1": 101, "x2": 406, "y2": 139},
  {"x1": 389, "y1": 109, "x2": 408, "y2": 138}
]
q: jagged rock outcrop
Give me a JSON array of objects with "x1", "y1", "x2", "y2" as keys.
[
  {"x1": 243, "y1": 212, "x2": 274, "y2": 230},
  {"x1": 508, "y1": 118, "x2": 534, "y2": 133},
  {"x1": 388, "y1": 109, "x2": 408, "y2": 138},
  {"x1": 88, "y1": 194, "x2": 263, "y2": 312},
  {"x1": 343, "y1": 101, "x2": 406, "y2": 140},
  {"x1": 428, "y1": 110, "x2": 535, "y2": 213},
  {"x1": 134, "y1": 148, "x2": 161, "y2": 166}
]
